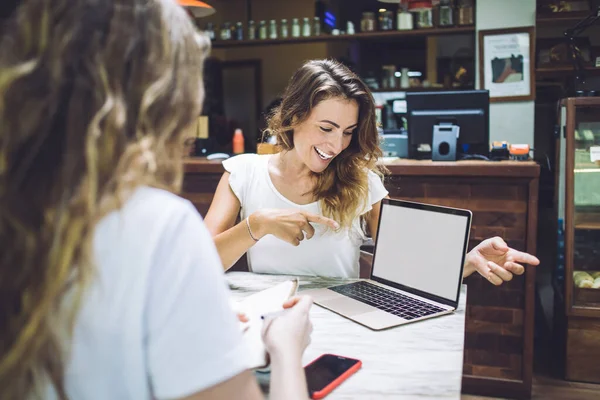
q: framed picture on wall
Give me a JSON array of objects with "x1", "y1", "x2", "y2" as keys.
[{"x1": 479, "y1": 26, "x2": 535, "y2": 103}]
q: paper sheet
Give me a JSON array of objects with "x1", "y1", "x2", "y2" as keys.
[{"x1": 233, "y1": 279, "x2": 298, "y2": 369}]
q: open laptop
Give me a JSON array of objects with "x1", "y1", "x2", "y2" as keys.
[{"x1": 303, "y1": 198, "x2": 472, "y2": 330}]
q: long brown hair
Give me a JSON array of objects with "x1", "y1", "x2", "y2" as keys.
[
  {"x1": 0, "y1": 0, "x2": 209, "y2": 397},
  {"x1": 267, "y1": 59, "x2": 385, "y2": 230}
]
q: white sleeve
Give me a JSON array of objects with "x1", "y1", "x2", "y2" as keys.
[
  {"x1": 145, "y1": 202, "x2": 251, "y2": 399},
  {"x1": 363, "y1": 170, "x2": 389, "y2": 214},
  {"x1": 221, "y1": 154, "x2": 255, "y2": 205}
]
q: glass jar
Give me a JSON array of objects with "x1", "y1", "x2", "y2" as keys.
[
  {"x1": 269, "y1": 19, "x2": 278, "y2": 39},
  {"x1": 235, "y1": 22, "x2": 243, "y2": 40},
  {"x1": 414, "y1": 8, "x2": 433, "y2": 29},
  {"x1": 396, "y1": 6, "x2": 413, "y2": 30},
  {"x1": 361, "y1": 12, "x2": 376, "y2": 32},
  {"x1": 457, "y1": 0, "x2": 474, "y2": 26},
  {"x1": 291, "y1": 18, "x2": 300, "y2": 37},
  {"x1": 280, "y1": 19, "x2": 289, "y2": 38},
  {"x1": 313, "y1": 16, "x2": 321, "y2": 36},
  {"x1": 220, "y1": 22, "x2": 231, "y2": 40},
  {"x1": 205, "y1": 22, "x2": 215, "y2": 40},
  {"x1": 378, "y1": 9, "x2": 394, "y2": 30},
  {"x1": 438, "y1": 0, "x2": 454, "y2": 27},
  {"x1": 347, "y1": 21, "x2": 355, "y2": 34},
  {"x1": 248, "y1": 20, "x2": 256, "y2": 39},
  {"x1": 302, "y1": 17, "x2": 311, "y2": 37},
  {"x1": 259, "y1": 20, "x2": 267, "y2": 39}
]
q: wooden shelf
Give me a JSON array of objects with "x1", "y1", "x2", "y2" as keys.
[
  {"x1": 370, "y1": 86, "x2": 474, "y2": 93},
  {"x1": 211, "y1": 26, "x2": 475, "y2": 49},
  {"x1": 537, "y1": 65, "x2": 600, "y2": 73},
  {"x1": 574, "y1": 211, "x2": 600, "y2": 230},
  {"x1": 561, "y1": 97, "x2": 600, "y2": 106},
  {"x1": 536, "y1": 11, "x2": 591, "y2": 25},
  {"x1": 536, "y1": 65, "x2": 600, "y2": 79},
  {"x1": 574, "y1": 218, "x2": 600, "y2": 230},
  {"x1": 573, "y1": 286, "x2": 600, "y2": 308},
  {"x1": 575, "y1": 222, "x2": 600, "y2": 230}
]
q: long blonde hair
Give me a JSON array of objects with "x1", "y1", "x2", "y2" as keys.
[
  {"x1": 0, "y1": 0, "x2": 209, "y2": 397},
  {"x1": 267, "y1": 59, "x2": 385, "y2": 230}
]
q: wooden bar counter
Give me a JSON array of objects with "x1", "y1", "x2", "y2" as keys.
[{"x1": 181, "y1": 157, "x2": 540, "y2": 399}]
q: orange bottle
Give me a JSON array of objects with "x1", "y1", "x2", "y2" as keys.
[{"x1": 233, "y1": 128, "x2": 245, "y2": 154}]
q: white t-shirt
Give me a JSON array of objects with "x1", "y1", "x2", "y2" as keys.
[
  {"x1": 55, "y1": 187, "x2": 250, "y2": 400},
  {"x1": 223, "y1": 154, "x2": 388, "y2": 278}
]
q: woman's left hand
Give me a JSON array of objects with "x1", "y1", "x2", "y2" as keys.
[{"x1": 464, "y1": 236, "x2": 540, "y2": 285}]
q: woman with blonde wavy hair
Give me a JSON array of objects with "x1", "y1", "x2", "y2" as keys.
[
  {"x1": 0, "y1": 0, "x2": 313, "y2": 399},
  {"x1": 205, "y1": 59, "x2": 539, "y2": 283}
]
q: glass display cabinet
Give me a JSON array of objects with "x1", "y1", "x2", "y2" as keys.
[{"x1": 556, "y1": 96, "x2": 600, "y2": 383}]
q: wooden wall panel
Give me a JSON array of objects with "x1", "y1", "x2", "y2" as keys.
[
  {"x1": 386, "y1": 174, "x2": 532, "y2": 395},
  {"x1": 181, "y1": 172, "x2": 222, "y2": 216},
  {"x1": 566, "y1": 317, "x2": 600, "y2": 383}
]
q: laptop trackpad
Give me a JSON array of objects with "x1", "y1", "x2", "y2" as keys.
[
  {"x1": 353, "y1": 310, "x2": 405, "y2": 331},
  {"x1": 321, "y1": 296, "x2": 376, "y2": 317}
]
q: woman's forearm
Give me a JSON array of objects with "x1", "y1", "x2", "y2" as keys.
[
  {"x1": 214, "y1": 219, "x2": 257, "y2": 271},
  {"x1": 268, "y1": 352, "x2": 309, "y2": 400},
  {"x1": 214, "y1": 212, "x2": 269, "y2": 271}
]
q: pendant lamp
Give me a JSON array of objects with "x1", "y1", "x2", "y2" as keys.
[{"x1": 178, "y1": 0, "x2": 215, "y2": 18}]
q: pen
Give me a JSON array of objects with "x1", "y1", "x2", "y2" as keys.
[{"x1": 260, "y1": 309, "x2": 288, "y2": 320}]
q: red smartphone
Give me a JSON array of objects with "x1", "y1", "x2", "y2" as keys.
[{"x1": 304, "y1": 354, "x2": 362, "y2": 399}]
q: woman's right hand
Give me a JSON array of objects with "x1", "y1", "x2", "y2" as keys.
[
  {"x1": 261, "y1": 296, "x2": 314, "y2": 360},
  {"x1": 249, "y1": 209, "x2": 339, "y2": 246}
]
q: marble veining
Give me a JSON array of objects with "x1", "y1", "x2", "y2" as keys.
[{"x1": 226, "y1": 272, "x2": 467, "y2": 399}]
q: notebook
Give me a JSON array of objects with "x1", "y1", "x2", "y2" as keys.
[{"x1": 233, "y1": 279, "x2": 299, "y2": 369}]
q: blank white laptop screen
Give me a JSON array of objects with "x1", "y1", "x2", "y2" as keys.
[{"x1": 372, "y1": 203, "x2": 470, "y2": 302}]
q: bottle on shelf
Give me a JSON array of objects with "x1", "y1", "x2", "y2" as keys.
[
  {"x1": 220, "y1": 22, "x2": 232, "y2": 40},
  {"x1": 313, "y1": 16, "x2": 321, "y2": 36},
  {"x1": 414, "y1": 4, "x2": 433, "y2": 29},
  {"x1": 259, "y1": 20, "x2": 267, "y2": 39},
  {"x1": 233, "y1": 128, "x2": 245, "y2": 154},
  {"x1": 457, "y1": 0, "x2": 475, "y2": 26},
  {"x1": 396, "y1": 4, "x2": 413, "y2": 31},
  {"x1": 205, "y1": 22, "x2": 215, "y2": 40},
  {"x1": 457, "y1": 0, "x2": 474, "y2": 26},
  {"x1": 291, "y1": 18, "x2": 300, "y2": 37},
  {"x1": 248, "y1": 20, "x2": 256, "y2": 39},
  {"x1": 269, "y1": 19, "x2": 278, "y2": 39},
  {"x1": 360, "y1": 11, "x2": 376, "y2": 32},
  {"x1": 378, "y1": 9, "x2": 393, "y2": 30},
  {"x1": 302, "y1": 17, "x2": 311, "y2": 37},
  {"x1": 438, "y1": 0, "x2": 454, "y2": 27},
  {"x1": 235, "y1": 22, "x2": 244, "y2": 40},
  {"x1": 347, "y1": 21, "x2": 355, "y2": 34},
  {"x1": 280, "y1": 18, "x2": 289, "y2": 38}
]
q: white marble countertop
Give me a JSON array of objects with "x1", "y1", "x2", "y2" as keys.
[{"x1": 226, "y1": 272, "x2": 467, "y2": 399}]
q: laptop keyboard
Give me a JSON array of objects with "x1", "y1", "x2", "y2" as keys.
[{"x1": 329, "y1": 281, "x2": 445, "y2": 320}]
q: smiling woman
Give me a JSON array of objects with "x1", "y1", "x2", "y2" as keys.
[{"x1": 203, "y1": 59, "x2": 387, "y2": 277}]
